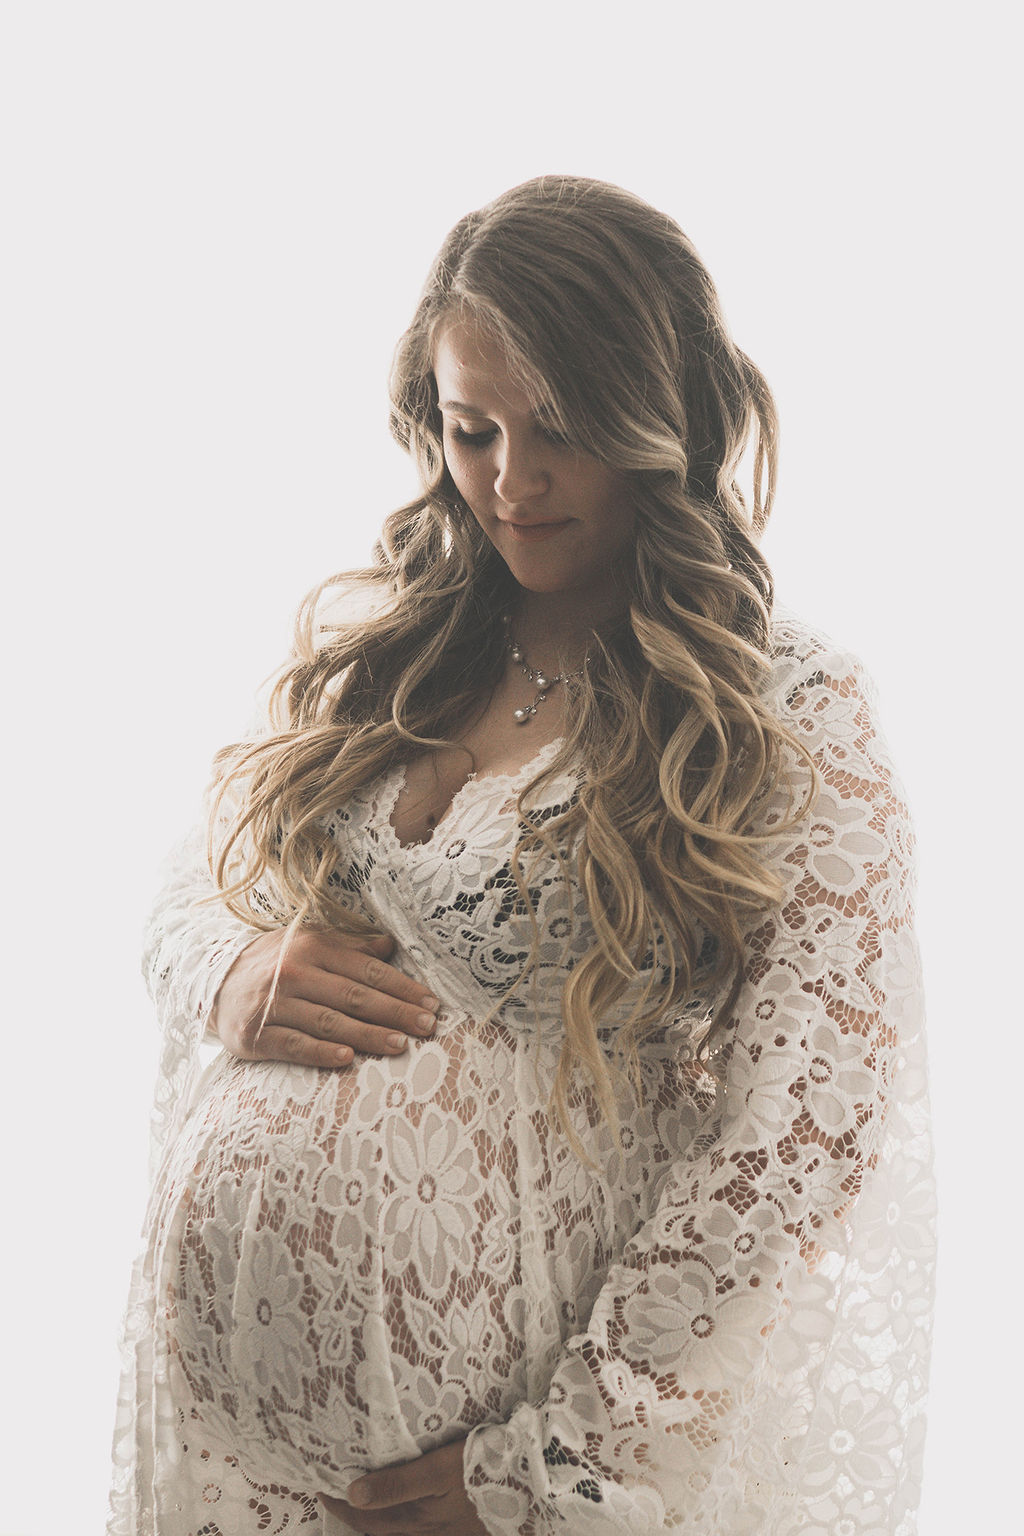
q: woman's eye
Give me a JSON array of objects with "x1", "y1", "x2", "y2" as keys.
[
  {"x1": 447, "y1": 421, "x2": 572, "y2": 451},
  {"x1": 451, "y1": 424, "x2": 498, "y2": 449}
]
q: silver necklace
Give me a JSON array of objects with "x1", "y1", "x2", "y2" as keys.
[{"x1": 504, "y1": 618, "x2": 587, "y2": 724}]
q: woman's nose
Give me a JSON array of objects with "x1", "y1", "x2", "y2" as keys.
[{"x1": 494, "y1": 438, "x2": 550, "y2": 504}]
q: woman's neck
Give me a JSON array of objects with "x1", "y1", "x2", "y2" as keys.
[{"x1": 508, "y1": 586, "x2": 628, "y2": 670}]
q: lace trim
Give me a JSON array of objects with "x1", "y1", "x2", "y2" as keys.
[{"x1": 383, "y1": 734, "x2": 568, "y2": 853}]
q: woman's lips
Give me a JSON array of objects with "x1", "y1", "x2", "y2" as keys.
[{"x1": 497, "y1": 518, "x2": 574, "y2": 543}]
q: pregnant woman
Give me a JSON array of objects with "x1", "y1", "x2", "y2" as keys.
[{"x1": 109, "y1": 176, "x2": 934, "y2": 1535}]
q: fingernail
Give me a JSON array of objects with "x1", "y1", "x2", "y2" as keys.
[
  {"x1": 417, "y1": 1012, "x2": 438, "y2": 1033},
  {"x1": 421, "y1": 994, "x2": 440, "y2": 1012},
  {"x1": 346, "y1": 1480, "x2": 369, "y2": 1507},
  {"x1": 387, "y1": 1033, "x2": 407, "y2": 1051}
]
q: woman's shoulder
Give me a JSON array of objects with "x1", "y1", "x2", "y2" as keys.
[
  {"x1": 764, "y1": 604, "x2": 910, "y2": 821},
  {"x1": 768, "y1": 604, "x2": 864, "y2": 683},
  {"x1": 766, "y1": 604, "x2": 880, "y2": 723}
]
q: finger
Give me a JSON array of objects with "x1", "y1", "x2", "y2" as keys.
[
  {"x1": 301, "y1": 929, "x2": 396, "y2": 969},
  {"x1": 324, "y1": 1442, "x2": 476, "y2": 1532},
  {"x1": 240, "y1": 1023, "x2": 355, "y2": 1070},
  {"x1": 296, "y1": 971, "x2": 440, "y2": 1040},
  {"x1": 320, "y1": 1495, "x2": 425, "y2": 1533},
  {"x1": 312, "y1": 943, "x2": 440, "y2": 1013},
  {"x1": 347, "y1": 1446, "x2": 453, "y2": 1508},
  {"x1": 316, "y1": 1491, "x2": 366, "y2": 1529},
  {"x1": 355, "y1": 932, "x2": 396, "y2": 958},
  {"x1": 276, "y1": 998, "x2": 427, "y2": 1056}
]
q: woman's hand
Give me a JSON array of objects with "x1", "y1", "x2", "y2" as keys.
[
  {"x1": 318, "y1": 1436, "x2": 488, "y2": 1534},
  {"x1": 212, "y1": 928, "x2": 441, "y2": 1069}
]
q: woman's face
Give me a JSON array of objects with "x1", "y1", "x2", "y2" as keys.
[{"x1": 433, "y1": 317, "x2": 635, "y2": 607}]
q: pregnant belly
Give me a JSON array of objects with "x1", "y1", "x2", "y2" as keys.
[{"x1": 154, "y1": 1030, "x2": 538, "y2": 1495}]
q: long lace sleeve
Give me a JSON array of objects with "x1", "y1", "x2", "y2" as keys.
[
  {"x1": 463, "y1": 640, "x2": 935, "y2": 1534},
  {"x1": 141, "y1": 822, "x2": 264, "y2": 1175}
]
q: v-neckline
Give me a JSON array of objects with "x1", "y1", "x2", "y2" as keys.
[{"x1": 383, "y1": 736, "x2": 567, "y2": 852}]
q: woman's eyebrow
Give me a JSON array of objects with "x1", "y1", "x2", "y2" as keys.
[
  {"x1": 439, "y1": 399, "x2": 557, "y2": 426},
  {"x1": 438, "y1": 399, "x2": 488, "y2": 415}
]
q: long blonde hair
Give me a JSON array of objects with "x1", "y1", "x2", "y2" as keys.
[{"x1": 211, "y1": 175, "x2": 816, "y2": 1165}]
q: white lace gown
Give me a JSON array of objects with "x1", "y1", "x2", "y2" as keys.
[{"x1": 108, "y1": 614, "x2": 935, "y2": 1535}]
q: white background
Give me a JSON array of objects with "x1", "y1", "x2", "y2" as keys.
[{"x1": 0, "y1": 3, "x2": 1017, "y2": 1530}]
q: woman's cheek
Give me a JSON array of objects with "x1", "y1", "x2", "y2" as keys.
[{"x1": 448, "y1": 458, "x2": 488, "y2": 520}]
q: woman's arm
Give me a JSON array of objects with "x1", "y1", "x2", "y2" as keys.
[
  {"x1": 141, "y1": 822, "x2": 265, "y2": 1170},
  {"x1": 142, "y1": 821, "x2": 261, "y2": 1038},
  {"x1": 461, "y1": 644, "x2": 935, "y2": 1534}
]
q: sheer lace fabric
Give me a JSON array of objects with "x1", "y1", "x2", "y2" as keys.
[{"x1": 108, "y1": 613, "x2": 934, "y2": 1534}]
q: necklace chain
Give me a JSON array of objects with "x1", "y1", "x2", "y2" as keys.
[{"x1": 504, "y1": 616, "x2": 587, "y2": 725}]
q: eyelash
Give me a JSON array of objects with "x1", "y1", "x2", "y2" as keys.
[
  {"x1": 449, "y1": 423, "x2": 570, "y2": 450},
  {"x1": 451, "y1": 424, "x2": 498, "y2": 448}
]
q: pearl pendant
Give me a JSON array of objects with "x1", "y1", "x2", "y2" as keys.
[{"x1": 505, "y1": 618, "x2": 586, "y2": 726}]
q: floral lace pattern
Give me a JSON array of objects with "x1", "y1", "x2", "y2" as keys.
[{"x1": 108, "y1": 613, "x2": 934, "y2": 1535}]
